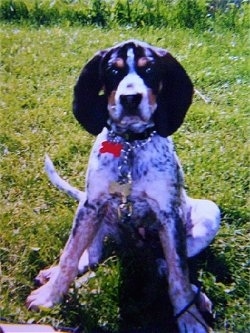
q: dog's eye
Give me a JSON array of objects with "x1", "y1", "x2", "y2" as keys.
[
  {"x1": 106, "y1": 65, "x2": 121, "y2": 77},
  {"x1": 138, "y1": 62, "x2": 155, "y2": 75},
  {"x1": 111, "y1": 68, "x2": 119, "y2": 76},
  {"x1": 145, "y1": 66, "x2": 153, "y2": 74},
  {"x1": 110, "y1": 67, "x2": 123, "y2": 77},
  {"x1": 140, "y1": 65, "x2": 154, "y2": 76}
]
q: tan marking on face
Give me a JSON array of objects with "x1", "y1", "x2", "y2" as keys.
[
  {"x1": 148, "y1": 89, "x2": 157, "y2": 106},
  {"x1": 114, "y1": 58, "x2": 125, "y2": 68},
  {"x1": 108, "y1": 90, "x2": 116, "y2": 106},
  {"x1": 137, "y1": 57, "x2": 149, "y2": 67}
]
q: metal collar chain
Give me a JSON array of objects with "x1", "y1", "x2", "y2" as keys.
[
  {"x1": 107, "y1": 129, "x2": 157, "y2": 222},
  {"x1": 118, "y1": 142, "x2": 133, "y2": 184},
  {"x1": 108, "y1": 129, "x2": 157, "y2": 184}
]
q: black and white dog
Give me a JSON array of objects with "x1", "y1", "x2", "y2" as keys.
[{"x1": 27, "y1": 40, "x2": 220, "y2": 332}]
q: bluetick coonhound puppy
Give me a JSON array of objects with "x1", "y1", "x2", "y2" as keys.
[{"x1": 27, "y1": 40, "x2": 220, "y2": 332}]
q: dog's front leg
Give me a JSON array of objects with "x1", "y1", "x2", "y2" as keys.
[
  {"x1": 26, "y1": 200, "x2": 100, "y2": 310},
  {"x1": 159, "y1": 210, "x2": 212, "y2": 333}
]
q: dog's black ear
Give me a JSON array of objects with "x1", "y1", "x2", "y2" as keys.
[
  {"x1": 153, "y1": 49, "x2": 193, "y2": 137},
  {"x1": 73, "y1": 51, "x2": 109, "y2": 135}
]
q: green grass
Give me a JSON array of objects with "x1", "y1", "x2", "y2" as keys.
[
  {"x1": 0, "y1": 22, "x2": 249, "y2": 332},
  {"x1": 0, "y1": 0, "x2": 249, "y2": 31}
]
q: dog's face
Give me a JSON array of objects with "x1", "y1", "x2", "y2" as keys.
[
  {"x1": 101, "y1": 41, "x2": 162, "y2": 133},
  {"x1": 73, "y1": 40, "x2": 193, "y2": 137}
]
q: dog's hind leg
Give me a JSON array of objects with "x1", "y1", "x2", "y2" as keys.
[
  {"x1": 184, "y1": 197, "x2": 220, "y2": 258},
  {"x1": 34, "y1": 248, "x2": 91, "y2": 287},
  {"x1": 77, "y1": 225, "x2": 107, "y2": 274}
]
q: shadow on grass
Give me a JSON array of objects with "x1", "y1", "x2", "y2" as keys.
[
  {"x1": 117, "y1": 234, "x2": 177, "y2": 333},
  {"x1": 60, "y1": 239, "x2": 227, "y2": 332}
]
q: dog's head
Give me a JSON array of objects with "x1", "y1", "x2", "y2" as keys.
[{"x1": 73, "y1": 40, "x2": 193, "y2": 137}]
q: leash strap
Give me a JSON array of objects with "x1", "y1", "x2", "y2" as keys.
[{"x1": 174, "y1": 284, "x2": 201, "y2": 320}]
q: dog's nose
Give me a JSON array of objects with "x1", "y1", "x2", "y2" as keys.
[{"x1": 120, "y1": 94, "x2": 142, "y2": 110}]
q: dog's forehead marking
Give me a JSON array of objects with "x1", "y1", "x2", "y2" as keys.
[
  {"x1": 127, "y1": 48, "x2": 136, "y2": 73},
  {"x1": 107, "y1": 43, "x2": 156, "y2": 69},
  {"x1": 127, "y1": 46, "x2": 155, "y2": 70}
]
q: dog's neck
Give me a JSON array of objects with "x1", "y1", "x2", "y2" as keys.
[
  {"x1": 100, "y1": 127, "x2": 157, "y2": 185},
  {"x1": 106, "y1": 122, "x2": 156, "y2": 142}
]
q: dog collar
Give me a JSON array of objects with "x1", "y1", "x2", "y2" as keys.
[
  {"x1": 99, "y1": 128, "x2": 157, "y2": 158},
  {"x1": 117, "y1": 127, "x2": 156, "y2": 142},
  {"x1": 106, "y1": 123, "x2": 156, "y2": 142}
]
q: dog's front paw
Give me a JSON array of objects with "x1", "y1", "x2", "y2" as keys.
[
  {"x1": 177, "y1": 304, "x2": 213, "y2": 333},
  {"x1": 26, "y1": 283, "x2": 62, "y2": 310}
]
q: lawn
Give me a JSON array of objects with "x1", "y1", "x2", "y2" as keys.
[{"x1": 0, "y1": 21, "x2": 249, "y2": 332}]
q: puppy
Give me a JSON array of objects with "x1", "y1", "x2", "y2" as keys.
[{"x1": 27, "y1": 40, "x2": 220, "y2": 333}]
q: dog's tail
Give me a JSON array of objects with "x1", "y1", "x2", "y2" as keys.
[{"x1": 44, "y1": 154, "x2": 86, "y2": 202}]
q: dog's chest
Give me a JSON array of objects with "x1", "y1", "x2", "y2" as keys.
[
  {"x1": 89, "y1": 130, "x2": 178, "y2": 179},
  {"x1": 87, "y1": 131, "x2": 181, "y2": 231}
]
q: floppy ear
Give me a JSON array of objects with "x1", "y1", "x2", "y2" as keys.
[
  {"x1": 73, "y1": 51, "x2": 109, "y2": 135},
  {"x1": 153, "y1": 50, "x2": 193, "y2": 137}
]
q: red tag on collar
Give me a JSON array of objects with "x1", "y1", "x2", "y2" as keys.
[{"x1": 99, "y1": 141, "x2": 123, "y2": 157}]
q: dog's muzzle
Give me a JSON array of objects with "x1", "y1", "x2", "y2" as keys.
[{"x1": 120, "y1": 93, "x2": 142, "y2": 113}]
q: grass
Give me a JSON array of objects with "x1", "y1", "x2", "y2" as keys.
[
  {"x1": 0, "y1": 0, "x2": 249, "y2": 31},
  {"x1": 0, "y1": 21, "x2": 249, "y2": 332}
]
